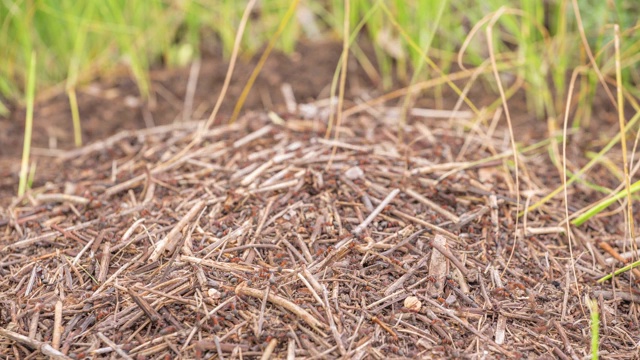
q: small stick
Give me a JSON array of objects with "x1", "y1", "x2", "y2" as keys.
[
  {"x1": 297, "y1": 273, "x2": 324, "y2": 306},
  {"x1": 98, "y1": 242, "x2": 111, "y2": 283},
  {"x1": 36, "y1": 193, "x2": 90, "y2": 205},
  {"x1": 353, "y1": 188, "x2": 400, "y2": 235},
  {"x1": 248, "y1": 179, "x2": 299, "y2": 194},
  {"x1": 96, "y1": 332, "x2": 134, "y2": 360},
  {"x1": 552, "y1": 320, "x2": 579, "y2": 360},
  {"x1": 427, "y1": 235, "x2": 449, "y2": 296},
  {"x1": 257, "y1": 286, "x2": 270, "y2": 336},
  {"x1": 260, "y1": 338, "x2": 278, "y2": 360},
  {"x1": 52, "y1": 300, "x2": 63, "y2": 350},
  {"x1": 404, "y1": 188, "x2": 459, "y2": 223},
  {"x1": 235, "y1": 282, "x2": 326, "y2": 330},
  {"x1": 0, "y1": 328, "x2": 71, "y2": 360},
  {"x1": 253, "y1": 197, "x2": 275, "y2": 239},
  {"x1": 127, "y1": 288, "x2": 161, "y2": 323},
  {"x1": 233, "y1": 125, "x2": 273, "y2": 148},
  {"x1": 149, "y1": 200, "x2": 205, "y2": 261},
  {"x1": 92, "y1": 253, "x2": 143, "y2": 297},
  {"x1": 592, "y1": 290, "x2": 640, "y2": 304},
  {"x1": 28, "y1": 308, "x2": 40, "y2": 339},
  {"x1": 182, "y1": 255, "x2": 257, "y2": 273},
  {"x1": 371, "y1": 316, "x2": 398, "y2": 341},
  {"x1": 182, "y1": 58, "x2": 201, "y2": 122},
  {"x1": 430, "y1": 236, "x2": 469, "y2": 277},
  {"x1": 391, "y1": 209, "x2": 457, "y2": 240},
  {"x1": 420, "y1": 296, "x2": 515, "y2": 357},
  {"x1": 287, "y1": 338, "x2": 296, "y2": 360},
  {"x1": 323, "y1": 289, "x2": 346, "y2": 355},
  {"x1": 241, "y1": 159, "x2": 274, "y2": 186},
  {"x1": 384, "y1": 253, "x2": 430, "y2": 295},
  {"x1": 494, "y1": 314, "x2": 507, "y2": 344},
  {"x1": 520, "y1": 226, "x2": 565, "y2": 236}
]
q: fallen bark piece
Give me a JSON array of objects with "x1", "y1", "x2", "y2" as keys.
[{"x1": 427, "y1": 234, "x2": 449, "y2": 297}]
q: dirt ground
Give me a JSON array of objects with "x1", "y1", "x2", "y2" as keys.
[
  {"x1": 1, "y1": 40, "x2": 376, "y2": 205},
  {"x1": 1, "y1": 40, "x2": 639, "y2": 359},
  {"x1": 1, "y1": 40, "x2": 565, "y2": 206}
]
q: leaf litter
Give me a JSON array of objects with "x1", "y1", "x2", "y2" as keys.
[{"x1": 1, "y1": 103, "x2": 639, "y2": 359}]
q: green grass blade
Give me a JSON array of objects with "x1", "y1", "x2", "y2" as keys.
[
  {"x1": 598, "y1": 258, "x2": 640, "y2": 283},
  {"x1": 572, "y1": 179, "x2": 640, "y2": 226}
]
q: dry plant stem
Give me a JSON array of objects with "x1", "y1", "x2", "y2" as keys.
[
  {"x1": 391, "y1": 209, "x2": 457, "y2": 240},
  {"x1": 182, "y1": 58, "x2": 201, "y2": 122},
  {"x1": 404, "y1": 188, "x2": 459, "y2": 223},
  {"x1": 127, "y1": 288, "x2": 161, "y2": 323},
  {"x1": 96, "y1": 332, "x2": 134, "y2": 360},
  {"x1": 430, "y1": 236, "x2": 469, "y2": 277},
  {"x1": 5, "y1": 204, "x2": 150, "y2": 250},
  {"x1": 235, "y1": 282, "x2": 325, "y2": 330},
  {"x1": 384, "y1": 253, "x2": 429, "y2": 296},
  {"x1": 52, "y1": 300, "x2": 62, "y2": 350},
  {"x1": 593, "y1": 290, "x2": 640, "y2": 304},
  {"x1": 325, "y1": 0, "x2": 350, "y2": 170},
  {"x1": 92, "y1": 253, "x2": 143, "y2": 297},
  {"x1": 182, "y1": 255, "x2": 256, "y2": 273},
  {"x1": 0, "y1": 328, "x2": 72, "y2": 360},
  {"x1": 204, "y1": 0, "x2": 257, "y2": 130},
  {"x1": 420, "y1": 296, "x2": 515, "y2": 357},
  {"x1": 381, "y1": 228, "x2": 427, "y2": 256},
  {"x1": 486, "y1": 8, "x2": 521, "y2": 277},
  {"x1": 614, "y1": 24, "x2": 636, "y2": 245},
  {"x1": 28, "y1": 309, "x2": 39, "y2": 339},
  {"x1": 426, "y1": 235, "x2": 449, "y2": 296},
  {"x1": 570, "y1": 0, "x2": 615, "y2": 107},
  {"x1": 260, "y1": 338, "x2": 278, "y2": 360},
  {"x1": 287, "y1": 338, "x2": 296, "y2": 360},
  {"x1": 353, "y1": 188, "x2": 399, "y2": 235},
  {"x1": 149, "y1": 200, "x2": 205, "y2": 261},
  {"x1": 35, "y1": 193, "x2": 89, "y2": 205},
  {"x1": 553, "y1": 321, "x2": 580, "y2": 360}
]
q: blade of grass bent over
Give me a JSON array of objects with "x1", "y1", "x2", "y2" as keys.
[
  {"x1": 524, "y1": 109, "x2": 640, "y2": 216},
  {"x1": 598, "y1": 258, "x2": 640, "y2": 283}
]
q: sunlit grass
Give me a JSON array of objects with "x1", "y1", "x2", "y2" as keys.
[{"x1": 2, "y1": 1, "x2": 639, "y2": 117}]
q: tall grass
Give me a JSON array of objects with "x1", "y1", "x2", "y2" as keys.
[{"x1": 0, "y1": 0, "x2": 301, "y2": 109}]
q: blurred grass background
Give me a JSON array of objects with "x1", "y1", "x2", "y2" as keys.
[{"x1": 1, "y1": 0, "x2": 639, "y2": 125}]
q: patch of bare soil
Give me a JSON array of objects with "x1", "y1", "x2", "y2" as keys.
[
  {"x1": 0, "y1": 40, "x2": 379, "y2": 205},
  {"x1": 1, "y1": 101, "x2": 638, "y2": 358}
]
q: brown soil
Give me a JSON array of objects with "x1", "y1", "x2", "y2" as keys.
[
  {"x1": 1, "y1": 40, "x2": 382, "y2": 205},
  {"x1": 1, "y1": 40, "x2": 638, "y2": 359}
]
